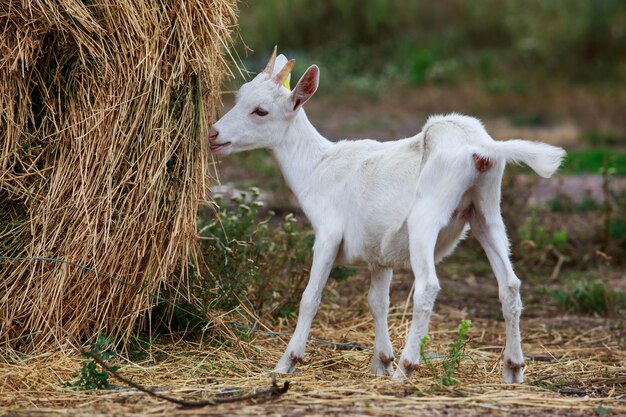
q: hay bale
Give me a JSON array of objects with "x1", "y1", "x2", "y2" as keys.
[{"x1": 0, "y1": 0, "x2": 238, "y2": 350}]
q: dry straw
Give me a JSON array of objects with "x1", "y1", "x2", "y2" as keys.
[{"x1": 0, "y1": 0, "x2": 238, "y2": 350}]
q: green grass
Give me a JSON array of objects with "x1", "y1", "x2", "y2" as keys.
[
  {"x1": 551, "y1": 280, "x2": 625, "y2": 316},
  {"x1": 562, "y1": 149, "x2": 626, "y2": 176}
]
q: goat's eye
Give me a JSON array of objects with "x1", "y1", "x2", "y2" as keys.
[{"x1": 252, "y1": 107, "x2": 269, "y2": 117}]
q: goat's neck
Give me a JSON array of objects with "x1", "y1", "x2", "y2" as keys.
[{"x1": 272, "y1": 110, "x2": 332, "y2": 199}]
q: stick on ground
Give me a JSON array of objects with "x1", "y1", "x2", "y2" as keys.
[{"x1": 81, "y1": 347, "x2": 290, "y2": 408}]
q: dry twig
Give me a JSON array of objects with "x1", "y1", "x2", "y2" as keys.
[{"x1": 82, "y1": 347, "x2": 290, "y2": 408}]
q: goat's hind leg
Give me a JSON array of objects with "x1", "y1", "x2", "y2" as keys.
[
  {"x1": 393, "y1": 215, "x2": 442, "y2": 380},
  {"x1": 470, "y1": 202, "x2": 525, "y2": 383},
  {"x1": 369, "y1": 267, "x2": 394, "y2": 375},
  {"x1": 274, "y1": 234, "x2": 340, "y2": 374},
  {"x1": 393, "y1": 152, "x2": 476, "y2": 380}
]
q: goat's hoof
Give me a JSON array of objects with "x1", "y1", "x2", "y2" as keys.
[
  {"x1": 391, "y1": 359, "x2": 419, "y2": 380},
  {"x1": 274, "y1": 352, "x2": 304, "y2": 374},
  {"x1": 402, "y1": 359, "x2": 420, "y2": 373},
  {"x1": 273, "y1": 362, "x2": 295, "y2": 374},
  {"x1": 290, "y1": 352, "x2": 305, "y2": 364},
  {"x1": 371, "y1": 352, "x2": 395, "y2": 376},
  {"x1": 502, "y1": 358, "x2": 525, "y2": 384}
]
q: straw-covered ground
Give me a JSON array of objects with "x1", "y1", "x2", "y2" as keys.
[{"x1": 1, "y1": 269, "x2": 624, "y2": 416}]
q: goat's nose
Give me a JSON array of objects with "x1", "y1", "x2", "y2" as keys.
[{"x1": 208, "y1": 127, "x2": 219, "y2": 143}]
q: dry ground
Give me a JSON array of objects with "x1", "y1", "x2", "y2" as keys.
[{"x1": 1, "y1": 270, "x2": 624, "y2": 416}]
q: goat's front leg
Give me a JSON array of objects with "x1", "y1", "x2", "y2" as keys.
[
  {"x1": 274, "y1": 235, "x2": 340, "y2": 374},
  {"x1": 369, "y1": 267, "x2": 394, "y2": 376}
]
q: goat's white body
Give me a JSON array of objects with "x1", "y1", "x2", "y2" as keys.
[
  {"x1": 211, "y1": 55, "x2": 566, "y2": 383},
  {"x1": 276, "y1": 112, "x2": 497, "y2": 270},
  {"x1": 281, "y1": 133, "x2": 424, "y2": 269}
]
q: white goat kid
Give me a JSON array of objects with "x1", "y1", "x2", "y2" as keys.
[{"x1": 210, "y1": 49, "x2": 566, "y2": 383}]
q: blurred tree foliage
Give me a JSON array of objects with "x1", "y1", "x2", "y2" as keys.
[{"x1": 238, "y1": 0, "x2": 626, "y2": 86}]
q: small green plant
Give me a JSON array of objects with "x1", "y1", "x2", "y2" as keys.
[
  {"x1": 609, "y1": 217, "x2": 626, "y2": 240},
  {"x1": 409, "y1": 46, "x2": 439, "y2": 85},
  {"x1": 577, "y1": 195, "x2": 601, "y2": 213},
  {"x1": 551, "y1": 280, "x2": 625, "y2": 316},
  {"x1": 584, "y1": 129, "x2": 624, "y2": 147},
  {"x1": 440, "y1": 319, "x2": 472, "y2": 386},
  {"x1": 420, "y1": 319, "x2": 472, "y2": 387},
  {"x1": 517, "y1": 211, "x2": 549, "y2": 247},
  {"x1": 550, "y1": 230, "x2": 568, "y2": 252},
  {"x1": 517, "y1": 211, "x2": 568, "y2": 252},
  {"x1": 192, "y1": 188, "x2": 314, "y2": 319},
  {"x1": 510, "y1": 113, "x2": 545, "y2": 127},
  {"x1": 329, "y1": 265, "x2": 359, "y2": 281},
  {"x1": 67, "y1": 336, "x2": 118, "y2": 390},
  {"x1": 596, "y1": 404, "x2": 611, "y2": 417}
]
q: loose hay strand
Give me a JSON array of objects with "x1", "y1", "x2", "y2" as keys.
[{"x1": 0, "y1": 0, "x2": 238, "y2": 350}]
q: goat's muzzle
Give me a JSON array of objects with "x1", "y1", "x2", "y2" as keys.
[
  {"x1": 209, "y1": 127, "x2": 219, "y2": 143},
  {"x1": 208, "y1": 127, "x2": 231, "y2": 153}
]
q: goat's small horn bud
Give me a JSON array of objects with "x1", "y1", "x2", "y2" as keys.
[
  {"x1": 264, "y1": 45, "x2": 278, "y2": 74},
  {"x1": 273, "y1": 59, "x2": 296, "y2": 86}
]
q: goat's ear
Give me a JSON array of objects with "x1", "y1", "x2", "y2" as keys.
[{"x1": 290, "y1": 65, "x2": 319, "y2": 111}]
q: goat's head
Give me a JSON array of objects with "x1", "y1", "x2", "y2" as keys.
[{"x1": 209, "y1": 47, "x2": 320, "y2": 154}]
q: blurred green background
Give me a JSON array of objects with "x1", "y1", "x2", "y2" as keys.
[{"x1": 237, "y1": 0, "x2": 626, "y2": 91}]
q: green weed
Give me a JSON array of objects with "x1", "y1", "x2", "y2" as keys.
[
  {"x1": 609, "y1": 217, "x2": 626, "y2": 240},
  {"x1": 194, "y1": 189, "x2": 313, "y2": 318},
  {"x1": 510, "y1": 113, "x2": 546, "y2": 127},
  {"x1": 546, "y1": 194, "x2": 603, "y2": 214},
  {"x1": 597, "y1": 404, "x2": 611, "y2": 417},
  {"x1": 584, "y1": 129, "x2": 625, "y2": 147},
  {"x1": 408, "y1": 46, "x2": 439, "y2": 85},
  {"x1": 577, "y1": 196, "x2": 602, "y2": 213},
  {"x1": 517, "y1": 210, "x2": 568, "y2": 251},
  {"x1": 66, "y1": 336, "x2": 118, "y2": 390},
  {"x1": 551, "y1": 280, "x2": 625, "y2": 316},
  {"x1": 420, "y1": 319, "x2": 473, "y2": 387},
  {"x1": 329, "y1": 265, "x2": 359, "y2": 281}
]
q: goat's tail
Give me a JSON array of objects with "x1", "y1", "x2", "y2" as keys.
[{"x1": 492, "y1": 139, "x2": 566, "y2": 178}]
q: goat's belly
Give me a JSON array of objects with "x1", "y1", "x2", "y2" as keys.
[
  {"x1": 335, "y1": 226, "x2": 412, "y2": 270},
  {"x1": 334, "y1": 218, "x2": 469, "y2": 270}
]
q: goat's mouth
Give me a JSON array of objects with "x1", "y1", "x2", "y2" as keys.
[{"x1": 210, "y1": 142, "x2": 231, "y2": 153}]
